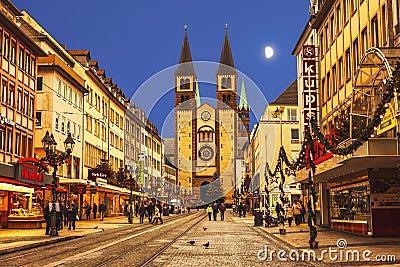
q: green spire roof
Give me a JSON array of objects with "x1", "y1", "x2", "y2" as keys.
[
  {"x1": 239, "y1": 78, "x2": 249, "y2": 110},
  {"x1": 195, "y1": 80, "x2": 201, "y2": 108}
]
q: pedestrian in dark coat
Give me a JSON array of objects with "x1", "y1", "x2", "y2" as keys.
[
  {"x1": 68, "y1": 204, "x2": 78, "y2": 230},
  {"x1": 219, "y1": 203, "x2": 226, "y2": 221},
  {"x1": 212, "y1": 203, "x2": 218, "y2": 221},
  {"x1": 148, "y1": 202, "x2": 154, "y2": 223},
  {"x1": 93, "y1": 203, "x2": 97, "y2": 219},
  {"x1": 85, "y1": 204, "x2": 91, "y2": 221},
  {"x1": 44, "y1": 202, "x2": 51, "y2": 235},
  {"x1": 139, "y1": 204, "x2": 145, "y2": 223},
  {"x1": 99, "y1": 202, "x2": 106, "y2": 221}
]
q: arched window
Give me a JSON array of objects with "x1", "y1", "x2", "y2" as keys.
[
  {"x1": 221, "y1": 77, "x2": 227, "y2": 89},
  {"x1": 226, "y1": 95, "x2": 231, "y2": 105},
  {"x1": 180, "y1": 78, "x2": 185, "y2": 89},
  {"x1": 198, "y1": 126, "x2": 214, "y2": 142}
]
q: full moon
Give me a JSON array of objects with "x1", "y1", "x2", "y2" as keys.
[{"x1": 265, "y1": 46, "x2": 274, "y2": 59}]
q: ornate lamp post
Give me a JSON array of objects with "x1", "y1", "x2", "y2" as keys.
[{"x1": 41, "y1": 131, "x2": 75, "y2": 237}]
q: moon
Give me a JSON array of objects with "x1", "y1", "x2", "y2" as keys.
[{"x1": 265, "y1": 46, "x2": 274, "y2": 59}]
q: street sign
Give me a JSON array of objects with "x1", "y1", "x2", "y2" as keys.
[{"x1": 96, "y1": 177, "x2": 107, "y2": 187}]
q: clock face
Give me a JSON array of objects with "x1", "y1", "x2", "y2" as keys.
[
  {"x1": 198, "y1": 145, "x2": 214, "y2": 161},
  {"x1": 201, "y1": 111, "x2": 211, "y2": 121}
]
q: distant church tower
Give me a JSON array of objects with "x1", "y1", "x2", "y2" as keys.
[{"x1": 174, "y1": 26, "x2": 249, "y2": 203}]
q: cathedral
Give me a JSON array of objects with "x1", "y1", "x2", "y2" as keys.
[{"x1": 174, "y1": 27, "x2": 250, "y2": 204}]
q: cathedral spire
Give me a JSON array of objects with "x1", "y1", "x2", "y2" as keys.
[
  {"x1": 195, "y1": 80, "x2": 201, "y2": 108},
  {"x1": 217, "y1": 26, "x2": 236, "y2": 75},
  {"x1": 176, "y1": 26, "x2": 196, "y2": 76},
  {"x1": 239, "y1": 78, "x2": 249, "y2": 110}
]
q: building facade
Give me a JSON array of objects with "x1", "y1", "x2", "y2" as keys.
[
  {"x1": 294, "y1": 0, "x2": 400, "y2": 235},
  {"x1": 0, "y1": 0, "x2": 47, "y2": 228},
  {"x1": 174, "y1": 28, "x2": 249, "y2": 205}
]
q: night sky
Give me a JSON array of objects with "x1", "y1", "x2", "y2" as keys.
[{"x1": 13, "y1": 0, "x2": 310, "y2": 136}]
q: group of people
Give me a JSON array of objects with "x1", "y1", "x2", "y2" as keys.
[
  {"x1": 273, "y1": 199, "x2": 306, "y2": 227},
  {"x1": 206, "y1": 202, "x2": 226, "y2": 221},
  {"x1": 43, "y1": 201, "x2": 107, "y2": 236},
  {"x1": 125, "y1": 201, "x2": 165, "y2": 225},
  {"x1": 84, "y1": 202, "x2": 107, "y2": 221}
]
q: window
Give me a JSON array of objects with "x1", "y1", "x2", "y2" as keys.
[
  {"x1": 21, "y1": 135, "x2": 27, "y2": 157},
  {"x1": 350, "y1": 0, "x2": 357, "y2": 14},
  {"x1": 0, "y1": 128, "x2": 4, "y2": 150},
  {"x1": 345, "y1": 48, "x2": 351, "y2": 81},
  {"x1": 291, "y1": 129, "x2": 300, "y2": 142},
  {"x1": 28, "y1": 137, "x2": 33, "y2": 157},
  {"x1": 18, "y1": 46, "x2": 24, "y2": 69},
  {"x1": 55, "y1": 113, "x2": 59, "y2": 131},
  {"x1": 67, "y1": 121, "x2": 71, "y2": 134},
  {"x1": 321, "y1": 78, "x2": 325, "y2": 103},
  {"x1": 72, "y1": 123, "x2": 76, "y2": 138},
  {"x1": 73, "y1": 91, "x2": 77, "y2": 106},
  {"x1": 381, "y1": 5, "x2": 387, "y2": 44},
  {"x1": 31, "y1": 57, "x2": 36, "y2": 77},
  {"x1": 6, "y1": 129, "x2": 12, "y2": 153},
  {"x1": 287, "y1": 108, "x2": 297, "y2": 121},
  {"x1": 61, "y1": 117, "x2": 65, "y2": 133},
  {"x1": 361, "y1": 28, "x2": 368, "y2": 55},
  {"x1": 36, "y1": 112, "x2": 42, "y2": 127},
  {"x1": 29, "y1": 97, "x2": 34, "y2": 117},
  {"x1": 326, "y1": 72, "x2": 331, "y2": 99},
  {"x1": 325, "y1": 24, "x2": 329, "y2": 51},
  {"x1": 330, "y1": 14, "x2": 335, "y2": 42},
  {"x1": 343, "y1": 0, "x2": 349, "y2": 23},
  {"x1": 371, "y1": 16, "x2": 379, "y2": 47},
  {"x1": 37, "y1": 77, "x2": 43, "y2": 91},
  {"x1": 336, "y1": 4, "x2": 342, "y2": 33},
  {"x1": 78, "y1": 95, "x2": 82, "y2": 109},
  {"x1": 25, "y1": 53, "x2": 30, "y2": 74},
  {"x1": 2, "y1": 80, "x2": 7, "y2": 103},
  {"x1": 77, "y1": 125, "x2": 81, "y2": 141},
  {"x1": 319, "y1": 32, "x2": 324, "y2": 57},
  {"x1": 10, "y1": 40, "x2": 16, "y2": 64},
  {"x1": 332, "y1": 65, "x2": 337, "y2": 95},
  {"x1": 8, "y1": 84, "x2": 14, "y2": 107},
  {"x1": 338, "y1": 57, "x2": 343, "y2": 87},
  {"x1": 63, "y1": 83, "x2": 67, "y2": 99},
  {"x1": 57, "y1": 79, "x2": 61, "y2": 95},
  {"x1": 3, "y1": 34, "x2": 9, "y2": 58},
  {"x1": 352, "y1": 38, "x2": 359, "y2": 74},
  {"x1": 15, "y1": 132, "x2": 20, "y2": 156},
  {"x1": 68, "y1": 87, "x2": 72, "y2": 103},
  {"x1": 23, "y1": 93, "x2": 28, "y2": 115},
  {"x1": 17, "y1": 89, "x2": 22, "y2": 112}
]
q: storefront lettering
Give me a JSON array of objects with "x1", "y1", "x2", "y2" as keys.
[
  {"x1": 0, "y1": 113, "x2": 15, "y2": 126},
  {"x1": 21, "y1": 163, "x2": 44, "y2": 184},
  {"x1": 88, "y1": 169, "x2": 110, "y2": 181},
  {"x1": 306, "y1": 131, "x2": 337, "y2": 165}
]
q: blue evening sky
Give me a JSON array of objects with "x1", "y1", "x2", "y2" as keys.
[{"x1": 13, "y1": 0, "x2": 310, "y2": 137}]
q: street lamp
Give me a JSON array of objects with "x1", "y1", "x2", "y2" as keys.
[
  {"x1": 41, "y1": 131, "x2": 75, "y2": 237},
  {"x1": 272, "y1": 107, "x2": 285, "y2": 148}
]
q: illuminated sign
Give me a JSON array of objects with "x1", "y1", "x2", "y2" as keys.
[
  {"x1": 302, "y1": 45, "x2": 318, "y2": 126},
  {"x1": 16, "y1": 158, "x2": 47, "y2": 186}
]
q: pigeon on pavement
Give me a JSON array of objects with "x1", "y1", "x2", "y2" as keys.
[
  {"x1": 187, "y1": 240, "x2": 195, "y2": 245},
  {"x1": 202, "y1": 242, "x2": 210, "y2": 248}
]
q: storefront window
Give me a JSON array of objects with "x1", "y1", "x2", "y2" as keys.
[
  {"x1": 8, "y1": 191, "x2": 43, "y2": 218},
  {"x1": 330, "y1": 184, "x2": 370, "y2": 222}
]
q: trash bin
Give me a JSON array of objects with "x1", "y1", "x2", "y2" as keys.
[
  {"x1": 254, "y1": 210, "x2": 263, "y2": 226},
  {"x1": 163, "y1": 208, "x2": 169, "y2": 216}
]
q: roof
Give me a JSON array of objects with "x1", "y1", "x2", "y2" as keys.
[
  {"x1": 68, "y1": 50, "x2": 91, "y2": 57},
  {"x1": 238, "y1": 78, "x2": 249, "y2": 110},
  {"x1": 217, "y1": 30, "x2": 236, "y2": 75},
  {"x1": 270, "y1": 80, "x2": 298, "y2": 105},
  {"x1": 176, "y1": 30, "x2": 196, "y2": 76}
]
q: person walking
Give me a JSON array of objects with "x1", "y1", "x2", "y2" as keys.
[
  {"x1": 293, "y1": 200, "x2": 302, "y2": 226},
  {"x1": 139, "y1": 203, "x2": 145, "y2": 223},
  {"x1": 206, "y1": 204, "x2": 213, "y2": 221},
  {"x1": 99, "y1": 201, "x2": 106, "y2": 221},
  {"x1": 212, "y1": 203, "x2": 218, "y2": 221},
  {"x1": 93, "y1": 203, "x2": 97, "y2": 219},
  {"x1": 299, "y1": 200, "x2": 306, "y2": 223},
  {"x1": 286, "y1": 204, "x2": 294, "y2": 227},
  {"x1": 68, "y1": 203, "x2": 78, "y2": 230},
  {"x1": 135, "y1": 203, "x2": 139, "y2": 217},
  {"x1": 219, "y1": 203, "x2": 226, "y2": 221},
  {"x1": 85, "y1": 203, "x2": 91, "y2": 221},
  {"x1": 44, "y1": 201, "x2": 51, "y2": 235},
  {"x1": 148, "y1": 201, "x2": 154, "y2": 223},
  {"x1": 64, "y1": 202, "x2": 70, "y2": 227},
  {"x1": 238, "y1": 202, "x2": 243, "y2": 217},
  {"x1": 187, "y1": 206, "x2": 191, "y2": 214}
]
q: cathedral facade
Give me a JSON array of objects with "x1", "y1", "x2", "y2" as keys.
[{"x1": 174, "y1": 28, "x2": 250, "y2": 204}]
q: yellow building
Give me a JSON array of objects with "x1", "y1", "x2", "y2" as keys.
[
  {"x1": 68, "y1": 50, "x2": 129, "y2": 216},
  {"x1": 294, "y1": 0, "x2": 400, "y2": 235},
  {"x1": 174, "y1": 28, "x2": 249, "y2": 205}
]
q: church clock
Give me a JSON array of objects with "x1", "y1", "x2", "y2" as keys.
[{"x1": 198, "y1": 145, "x2": 214, "y2": 161}]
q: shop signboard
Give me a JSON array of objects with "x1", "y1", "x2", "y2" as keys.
[
  {"x1": 71, "y1": 184, "x2": 86, "y2": 194},
  {"x1": 302, "y1": 45, "x2": 318, "y2": 126},
  {"x1": 377, "y1": 103, "x2": 395, "y2": 136},
  {"x1": 15, "y1": 158, "x2": 46, "y2": 186},
  {"x1": 371, "y1": 178, "x2": 400, "y2": 208},
  {"x1": 138, "y1": 153, "x2": 145, "y2": 185},
  {"x1": 88, "y1": 169, "x2": 110, "y2": 182},
  {"x1": 96, "y1": 178, "x2": 107, "y2": 187}
]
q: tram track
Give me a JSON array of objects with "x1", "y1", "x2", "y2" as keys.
[{"x1": 0, "y1": 213, "x2": 191, "y2": 267}]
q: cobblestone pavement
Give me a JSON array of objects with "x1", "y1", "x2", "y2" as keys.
[{"x1": 149, "y1": 211, "x2": 328, "y2": 267}]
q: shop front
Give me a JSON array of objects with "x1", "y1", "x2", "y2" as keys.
[{"x1": 0, "y1": 158, "x2": 53, "y2": 229}]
